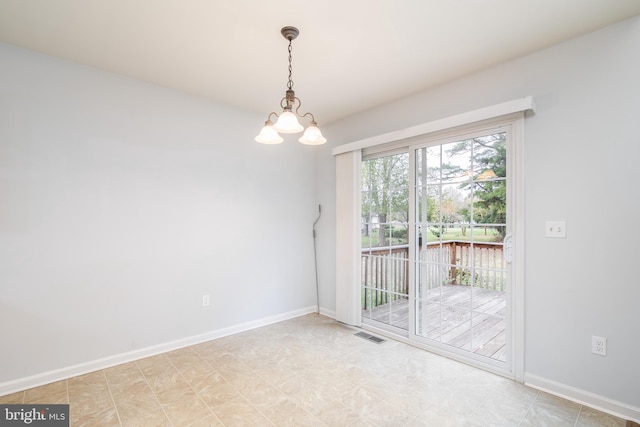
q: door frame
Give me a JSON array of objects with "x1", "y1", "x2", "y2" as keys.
[
  {"x1": 403, "y1": 117, "x2": 524, "y2": 380},
  {"x1": 334, "y1": 98, "x2": 532, "y2": 382}
]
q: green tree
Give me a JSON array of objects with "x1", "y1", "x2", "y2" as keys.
[
  {"x1": 361, "y1": 153, "x2": 409, "y2": 246},
  {"x1": 444, "y1": 133, "x2": 507, "y2": 241},
  {"x1": 473, "y1": 140, "x2": 506, "y2": 239}
]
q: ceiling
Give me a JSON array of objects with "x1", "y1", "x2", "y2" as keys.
[{"x1": 1, "y1": 1, "x2": 639, "y2": 124}]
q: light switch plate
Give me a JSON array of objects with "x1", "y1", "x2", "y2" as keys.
[{"x1": 545, "y1": 220, "x2": 566, "y2": 238}]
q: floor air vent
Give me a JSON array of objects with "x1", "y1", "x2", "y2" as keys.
[{"x1": 354, "y1": 331, "x2": 386, "y2": 344}]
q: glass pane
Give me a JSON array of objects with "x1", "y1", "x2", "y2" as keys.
[
  {"x1": 474, "y1": 266, "x2": 505, "y2": 291},
  {"x1": 441, "y1": 183, "x2": 467, "y2": 228},
  {"x1": 472, "y1": 133, "x2": 506, "y2": 177},
  {"x1": 389, "y1": 189, "x2": 409, "y2": 223},
  {"x1": 416, "y1": 146, "x2": 443, "y2": 187},
  {"x1": 361, "y1": 223, "x2": 373, "y2": 249},
  {"x1": 365, "y1": 293, "x2": 407, "y2": 329},
  {"x1": 416, "y1": 184, "x2": 441, "y2": 225},
  {"x1": 492, "y1": 225, "x2": 507, "y2": 239},
  {"x1": 390, "y1": 295, "x2": 409, "y2": 330},
  {"x1": 361, "y1": 161, "x2": 372, "y2": 191},
  {"x1": 361, "y1": 152, "x2": 410, "y2": 331},
  {"x1": 361, "y1": 254, "x2": 371, "y2": 287},
  {"x1": 416, "y1": 147, "x2": 425, "y2": 186},
  {"x1": 361, "y1": 287, "x2": 372, "y2": 317},
  {"x1": 470, "y1": 134, "x2": 506, "y2": 232},
  {"x1": 441, "y1": 306, "x2": 472, "y2": 351},
  {"x1": 415, "y1": 300, "x2": 441, "y2": 340},
  {"x1": 451, "y1": 265, "x2": 473, "y2": 287},
  {"x1": 416, "y1": 261, "x2": 443, "y2": 299},
  {"x1": 426, "y1": 146, "x2": 442, "y2": 182},
  {"x1": 441, "y1": 140, "x2": 472, "y2": 184},
  {"x1": 472, "y1": 312, "x2": 506, "y2": 361},
  {"x1": 471, "y1": 287, "x2": 506, "y2": 314},
  {"x1": 413, "y1": 131, "x2": 509, "y2": 365},
  {"x1": 472, "y1": 180, "x2": 506, "y2": 225},
  {"x1": 366, "y1": 189, "x2": 386, "y2": 220},
  {"x1": 390, "y1": 223, "x2": 408, "y2": 246}
]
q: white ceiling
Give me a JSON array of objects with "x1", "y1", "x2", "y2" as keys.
[{"x1": 1, "y1": 0, "x2": 639, "y2": 124}]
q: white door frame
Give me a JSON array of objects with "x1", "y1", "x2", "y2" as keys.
[
  {"x1": 405, "y1": 118, "x2": 523, "y2": 379},
  {"x1": 333, "y1": 98, "x2": 532, "y2": 382}
]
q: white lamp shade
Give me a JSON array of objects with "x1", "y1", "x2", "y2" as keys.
[
  {"x1": 255, "y1": 124, "x2": 284, "y2": 144},
  {"x1": 298, "y1": 125, "x2": 327, "y2": 145},
  {"x1": 273, "y1": 111, "x2": 304, "y2": 133}
]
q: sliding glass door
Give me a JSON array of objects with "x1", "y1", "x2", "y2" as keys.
[
  {"x1": 361, "y1": 152, "x2": 410, "y2": 334},
  {"x1": 413, "y1": 131, "x2": 510, "y2": 365},
  {"x1": 359, "y1": 127, "x2": 514, "y2": 371}
]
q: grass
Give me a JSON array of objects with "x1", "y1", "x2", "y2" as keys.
[
  {"x1": 424, "y1": 226, "x2": 502, "y2": 243},
  {"x1": 362, "y1": 226, "x2": 502, "y2": 248}
]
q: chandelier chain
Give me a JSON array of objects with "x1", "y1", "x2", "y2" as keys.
[{"x1": 287, "y1": 40, "x2": 294, "y2": 90}]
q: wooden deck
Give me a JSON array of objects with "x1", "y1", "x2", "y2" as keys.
[{"x1": 362, "y1": 284, "x2": 506, "y2": 361}]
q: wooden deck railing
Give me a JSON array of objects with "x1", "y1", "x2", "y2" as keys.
[
  {"x1": 361, "y1": 245, "x2": 409, "y2": 310},
  {"x1": 419, "y1": 241, "x2": 506, "y2": 291},
  {"x1": 361, "y1": 240, "x2": 505, "y2": 309}
]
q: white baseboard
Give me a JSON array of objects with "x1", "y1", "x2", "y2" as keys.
[
  {"x1": 0, "y1": 306, "x2": 317, "y2": 397},
  {"x1": 524, "y1": 373, "x2": 640, "y2": 423},
  {"x1": 318, "y1": 306, "x2": 336, "y2": 319}
]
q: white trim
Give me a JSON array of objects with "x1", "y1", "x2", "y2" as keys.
[
  {"x1": 0, "y1": 306, "x2": 317, "y2": 397},
  {"x1": 335, "y1": 151, "x2": 362, "y2": 326},
  {"x1": 332, "y1": 98, "x2": 532, "y2": 380},
  {"x1": 318, "y1": 307, "x2": 336, "y2": 319},
  {"x1": 332, "y1": 97, "x2": 535, "y2": 156},
  {"x1": 525, "y1": 373, "x2": 640, "y2": 423},
  {"x1": 511, "y1": 115, "x2": 526, "y2": 383}
]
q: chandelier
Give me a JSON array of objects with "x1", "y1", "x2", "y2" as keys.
[{"x1": 255, "y1": 26, "x2": 327, "y2": 145}]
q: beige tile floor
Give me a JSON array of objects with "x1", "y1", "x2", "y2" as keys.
[{"x1": 0, "y1": 314, "x2": 629, "y2": 426}]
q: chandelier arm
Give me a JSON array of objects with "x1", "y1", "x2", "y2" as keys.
[
  {"x1": 293, "y1": 98, "x2": 316, "y2": 123},
  {"x1": 293, "y1": 96, "x2": 302, "y2": 116},
  {"x1": 279, "y1": 96, "x2": 289, "y2": 110},
  {"x1": 266, "y1": 111, "x2": 279, "y2": 123},
  {"x1": 298, "y1": 111, "x2": 316, "y2": 122}
]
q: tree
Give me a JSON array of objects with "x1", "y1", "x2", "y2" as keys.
[
  {"x1": 445, "y1": 133, "x2": 507, "y2": 241},
  {"x1": 361, "y1": 153, "x2": 409, "y2": 246}
]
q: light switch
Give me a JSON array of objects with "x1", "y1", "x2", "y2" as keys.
[{"x1": 545, "y1": 220, "x2": 566, "y2": 238}]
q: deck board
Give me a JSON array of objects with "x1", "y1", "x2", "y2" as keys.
[{"x1": 362, "y1": 284, "x2": 506, "y2": 361}]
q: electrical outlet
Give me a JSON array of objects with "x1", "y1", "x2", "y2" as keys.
[
  {"x1": 202, "y1": 294, "x2": 210, "y2": 307},
  {"x1": 592, "y1": 336, "x2": 606, "y2": 356}
]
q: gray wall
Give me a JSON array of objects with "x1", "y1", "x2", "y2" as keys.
[
  {"x1": 0, "y1": 43, "x2": 318, "y2": 384},
  {"x1": 316, "y1": 17, "x2": 640, "y2": 408}
]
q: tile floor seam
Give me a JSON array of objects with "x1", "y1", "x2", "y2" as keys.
[
  {"x1": 214, "y1": 353, "x2": 329, "y2": 426},
  {"x1": 402, "y1": 415, "x2": 415, "y2": 427},
  {"x1": 183, "y1": 349, "x2": 282, "y2": 426},
  {"x1": 135, "y1": 360, "x2": 176, "y2": 427},
  {"x1": 517, "y1": 390, "x2": 539, "y2": 426},
  {"x1": 226, "y1": 393, "x2": 279, "y2": 427},
  {"x1": 164, "y1": 351, "x2": 223, "y2": 425},
  {"x1": 101, "y1": 369, "x2": 123, "y2": 427},
  {"x1": 191, "y1": 351, "x2": 256, "y2": 423},
  {"x1": 574, "y1": 404, "x2": 584, "y2": 426}
]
